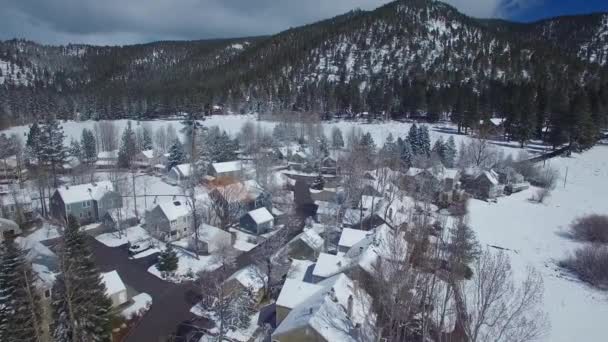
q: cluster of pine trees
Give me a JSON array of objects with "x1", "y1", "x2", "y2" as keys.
[{"x1": 0, "y1": 216, "x2": 113, "y2": 342}]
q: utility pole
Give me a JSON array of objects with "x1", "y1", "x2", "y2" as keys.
[
  {"x1": 132, "y1": 168, "x2": 138, "y2": 220},
  {"x1": 564, "y1": 166, "x2": 568, "y2": 188}
]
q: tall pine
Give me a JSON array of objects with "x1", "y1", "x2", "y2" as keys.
[
  {"x1": 167, "y1": 139, "x2": 185, "y2": 170},
  {"x1": 39, "y1": 116, "x2": 67, "y2": 187},
  {"x1": 0, "y1": 239, "x2": 45, "y2": 342},
  {"x1": 81, "y1": 128, "x2": 97, "y2": 164},
  {"x1": 118, "y1": 121, "x2": 137, "y2": 168},
  {"x1": 52, "y1": 215, "x2": 113, "y2": 342}
]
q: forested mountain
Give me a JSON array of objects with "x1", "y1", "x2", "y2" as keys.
[{"x1": 1, "y1": 0, "x2": 607, "y2": 146}]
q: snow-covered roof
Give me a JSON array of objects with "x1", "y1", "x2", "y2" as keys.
[
  {"x1": 172, "y1": 163, "x2": 192, "y2": 177},
  {"x1": 298, "y1": 229, "x2": 324, "y2": 251},
  {"x1": 480, "y1": 170, "x2": 499, "y2": 185},
  {"x1": 312, "y1": 253, "x2": 349, "y2": 279},
  {"x1": 359, "y1": 195, "x2": 383, "y2": 212},
  {"x1": 102, "y1": 270, "x2": 126, "y2": 296},
  {"x1": 140, "y1": 149, "x2": 155, "y2": 159},
  {"x1": 212, "y1": 161, "x2": 242, "y2": 174},
  {"x1": 405, "y1": 167, "x2": 424, "y2": 177},
  {"x1": 287, "y1": 259, "x2": 315, "y2": 281},
  {"x1": 97, "y1": 150, "x2": 118, "y2": 159},
  {"x1": 273, "y1": 273, "x2": 376, "y2": 342},
  {"x1": 489, "y1": 118, "x2": 506, "y2": 126},
  {"x1": 346, "y1": 224, "x2": 409, "y2": 276},
  {"x1": 338, "y1": 228, "x2": 372, "y2": 249},
  {"x1": 247, "y1": 207, "x2": 273, "y2": 224},
  {"x1": 442, "y1": 168, "x2": 460, "y2": 180},
  {"x1": 16, "y1": 237, "x2": 56, "y2": 264},
  {"x1": 276, "y1": 279, "x2": 323, "y2": 309},
  {"x1": 56, "y1": 181, "x2": 114, "y2": 204},
  {"x1": 227, "y1": 265, "x2": 265, "y2": 292},
  {"x1": 316, "y1": 201, "x2": 339, "y2": 216},
  {"x1": 32, "y1": 263, "x2": 56, "y2": 290},
  {"x1": 0, "y1": 189, "x2": 32, "y2": 205},
  {"x1": 158, "y1": 200, "x2": 191, "y2": 221},
  {"x1": 199, "y1": 224, "x2": 231, "y2": 243}
]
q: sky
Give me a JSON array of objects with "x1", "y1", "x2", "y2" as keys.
[{"x1": 0, "y1": 0, "x2": 606, "y2": 46}]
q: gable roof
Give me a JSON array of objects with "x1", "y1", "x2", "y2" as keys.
[
  {"x1": 338, "y1": 228, "x2": 372, "y2": 249},
  {"x1": 296, "y1": 229, "x2": 324, "y2": 251},
  {"x1": 102, "y1": 270, "x2": 126, "y2": 296},
  {"x1": 140, "y1": 149, "x2": 155, "y2": 159},
  {"x1": 212, "y1": 161, "x2": 242, "y2": 174},
  {"x1": 157, "y1": 200, "x2": 191, "y2": 221},
  {"x1": 172, "y1": 163, "x2": 192, "y2": 177},
  {"x1": 273, "y1": 273, "x2": 376, "y2": 342},
  {"x1": 479, "y1": 170, "x2": 499, "y2": 185},
  {"x1": 247, "y1": 207, "x2": 273, "y2": 224},
  {"x1": 312, "y1": 253, "x2": 349, "y2": 279},
  {"x1": 276, "y1": 278, "x2": 323, "y2": 309},
  {"x1": 56, "y1": 181, "x2": 115, "y2": 204},
  {"x1": 226, "y1": 265, "x2": 266, "y2": 292}
]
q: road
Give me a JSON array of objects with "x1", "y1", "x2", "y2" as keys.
[{"x1": 88, "y1": 207, "x2": 311, "y2": 342}]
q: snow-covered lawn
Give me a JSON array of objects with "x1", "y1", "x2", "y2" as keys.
[
  {"x1": 95, "y1": 225, "x2": 151, "y2": 247},
  {"x1": 25, "y1": 223, "x2": 62, "y2": 242},
  {"x1": 468, "y1": 146, "x2": 608, "y2": 342},
  {"x1": 121, "y1": 293, "x2": 152, "y2": 320},
  {"x1": 147, "y1": 249, "x2": 221, "y2": 283}
]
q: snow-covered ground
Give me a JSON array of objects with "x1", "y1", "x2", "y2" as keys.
[
  {"x1": 468, "y1": 145, "x2": 608, "y2": 342},
  {"x1": 2, "y1": 115, "x2": 549, "y2": 158},
  {"x1": 96, "y1": 225, "x2": 150, "y2": 247},
  {"x1": 147, "y1": 249, "x2": 220, "y2": 282}
]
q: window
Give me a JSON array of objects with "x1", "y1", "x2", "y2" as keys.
[
  {"x1": 82, "y1": 201, "x2": 91, "y2": 208},
  {"x1": 170, "y1": 230, "x2": 178, "y2": 236},
  {"x1": 171, "y1": 220, "x2": 177, "y2": 226},
  {"x1": 44, "y1": 289, "x2": 51, "y2": 298}
]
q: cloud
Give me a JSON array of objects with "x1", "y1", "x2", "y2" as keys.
[{"x1": 0, "y1": 0, "x2": 544, "y2": 45}]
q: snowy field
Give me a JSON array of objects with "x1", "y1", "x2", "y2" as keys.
[
  {"x1": 2, "y1": 114, "x2": 551, "y2": 157},
  {"x1": 468, "y1": 145, "x2": 608, "y2": 342}
]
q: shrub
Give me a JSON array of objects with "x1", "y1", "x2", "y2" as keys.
[
  {"x1": 560, "y1": 245, "x2": 608, "y2": 289},
  {"x1": 569, "y1": 215, "x2": 608, "y2": 243}
]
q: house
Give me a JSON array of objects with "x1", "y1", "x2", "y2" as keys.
[
  {"x1": 311, "y1": 252, "x2": 349, "y2": 283},
  {"x1": 198, "y1": 224, "x2": 233, "y2": 254},
  {"x1": 0, "y1": 155, "x2": 27, "y2": 182},
  {"x1": 50, "y1": 181, "x2": 122, "y2": 224},
  {"x1": 101, "y1": 209, "x2": 138, "y2": 231},
  {"x1": 144, "y1": 200, "x2": 192, "y2": 241},
  {"x1": 338, "y1": 228, "x2": 372, "y2": 254},
  {"x1": 133, "y1": 149, "x2": 158, "y2": 168},
  {"x1": 240, "y1": 207, "x2": 274, "y2": 235},
  {"x1": 272, "y1": 273, "x2": 376, "y2": 342},
  {"x1": 0, "y1": 218, "x2": 21, "y2": 242},
  {"x1": 286, "y1": 259, "x2": 315, "y2": 282},
  {"x1": 223, "y1": 265, "x2": 266, "y2": 303},
  {"x1": 95, "y1": 150, "x2": 118, "y2": 169},
  {"x1": 168, "y1": 163, "x2": 192, "y2": 185},
  {"x1": 287, "y1": 229, "x2": 324, "y2": 261},
  {"x1": 470, "y1": 170, "x2": 504, "y2": 199},
  {"x1": 320, "y1": 156, "x2": 338, "y2": 174},
  {"x1": 102, "y1": 271, "x2": 128, "y2": 308},
  {"x1": 209, "y1": 180, "x2": 271, "y2": 224},
  {"x1": 210, "y1": 161, "x2": 242, "y2": 180},
  {"x1": 0, "y1": 186, "x2": 34, "y2": 223}
]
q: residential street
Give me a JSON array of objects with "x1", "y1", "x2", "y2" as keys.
[{"x1": 87, "y1": 209, "x2": 309, "y2": 342}]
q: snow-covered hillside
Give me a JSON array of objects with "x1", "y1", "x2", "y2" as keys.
[{"x1": 468, "y1": 146, "x2": 608, "y2": 342}]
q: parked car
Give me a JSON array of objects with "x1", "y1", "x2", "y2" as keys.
[{"x1": 128, "y1": 240, "x2": 152, "y2": 255}]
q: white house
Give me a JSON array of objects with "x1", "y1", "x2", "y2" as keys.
[
  {"x1": 199, "y1": 224, "x2": 233, "y2": 254},
  {"x1": 0, "y1": 186, "x2": 34, "y2": 222},
  {"x1": 338, "y1": 228, "x2": 372, "y2": 253},
  {"x1": 102, "y1": 270, "x2": 128, "y2": 308},
  {"x1": 168, "y1": 164, "x2": 192, "y2": 185},
  {"x1": 133, "y1": 149, "x2": 158, "y2": 168},
  {"x1": 96, "y1": 150, "x2": 119, "y2": 169},
  {"x1": 210, "y1": 161, "x2": 242, "y2": 179}
]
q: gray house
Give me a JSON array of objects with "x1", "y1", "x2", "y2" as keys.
[
  {"x1": 50, "y1": 181, "x2": 122, "y2": 224},
  {"x1": 240, "y1": 207, "x2": 274, "y2": 235},
  {"x1": 144, "y1": 200, "x2": 192, "y2": 241}
]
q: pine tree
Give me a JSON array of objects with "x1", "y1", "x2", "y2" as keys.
[
  {"x1": 319, "y1": 135, "x2": 329, "y2": 158},
  {"x1": 380, "y1": 133, "x2": 399, "y2": 167},
  {"x1": 0, "y1": 239, "x2": 44, "y2": 342},
  {"x1": 25, "y1": 123, "x2": 42, "y2": 164},
  {"x1": 39, "y1": 116, "x2": 67, "y2": 187},
  {"x1": 81, "y1": 128, "x2": 97, "y2": 164},
  {"x1": 432, "y1": 136, "x2": 445, "y2": 163},
  {"x1": 69, "y1": 139, "x2": 82, "y2": 161},
  {"x1": 142, "y1": 127, "x2": 153, "y2": 150},
  {"x1": 443, "y1": 136, "x2": 457, "y2": 168},
  {"x1": 52, "y1": 215, "x2": 113, "y2": 342},
  {"x1": 359, "y1": 132, "x2": 376, "y2": 153},
  {"x1": 398, "y1": 137, "x2": 413, "y2": 169},
  {"x1": 118, "y1": 121, "x2": 137, "y2": 168},
  {"x1": 418, "y1": 125, "x2": 431, "y2": 157},
  {"x1": 156, "y1": 244, "x2": 179, "y2": 277},
  {"x1": 331, "y1": 126, "x2": 344, "y2": 149},
  {"x1": 167, "y1": 139, "x2": 185, "y2": 170},
  {"x1": 310, "y1": 173, "x2": 325, "y2": 190},
  {"x1": 407, "y1": 124, "x2": 419, "y2": 155}
]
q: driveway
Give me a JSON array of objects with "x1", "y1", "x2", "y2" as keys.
[{"x1": 88, "y1": 237, "x2": 204, "y2": 342}]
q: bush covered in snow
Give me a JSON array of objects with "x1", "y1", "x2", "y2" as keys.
[
  {"x1": 569, "y1": 215, "x2": 608, "y2": 244},
  {"x1": 560, "y1": 245, "x2": 608, "y2": 289}
]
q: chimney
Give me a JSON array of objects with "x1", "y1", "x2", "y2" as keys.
[{"x1": 347, "y1": 294, "x2": 353, "y2": 318}]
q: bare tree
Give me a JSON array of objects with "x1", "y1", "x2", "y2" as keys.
[
  {"x1": 457, "y1": 134, "x2": 499, "y2": 169},
  {"x1": 166, "y1": 123, "x2": 178, "y2": 145},
  {"x1": 208, "y1": 181, "x2": 247, "y2": 229},
  {"x1": 94, "y1": 121, "x2": 118, "y2": 151},
  {"x1": 154, "y1": 125, "x2": 168, "y2": 152},
  {"x1": 460, "y1": 249, "x2": 548, "y2": 342}
]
